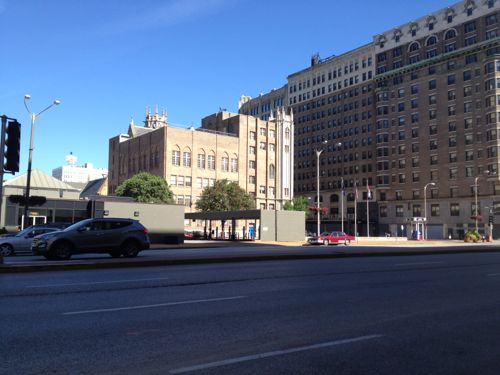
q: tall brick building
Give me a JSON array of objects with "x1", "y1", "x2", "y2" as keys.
[{"x1": 240, "y1": 0, "x2": 500, "y2": 239}]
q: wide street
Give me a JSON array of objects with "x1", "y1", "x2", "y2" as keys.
[{"x1": 2, "y1": 250, "x2": 500, "y2": 374}]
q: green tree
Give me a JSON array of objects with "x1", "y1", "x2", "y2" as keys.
[
  {"x1": 115, "y1": 172, "x2": 174, "y2": 204},
  {"x1": 284, "y1": 196, "x2": 312, "y2": 218},
  {"x1": 196, "y1": 179, "x2": 255, "y2": 212}
]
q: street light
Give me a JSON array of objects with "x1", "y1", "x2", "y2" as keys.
[
  {"x1": 23, "y1": 94, "x2": 60, "y2": 229},
  {"x1": 423, "y1": 182, "x2": 436, "y2": 240},
  {"x1": 314, "y1": 140, "x2": 328, "y2": 237},
  {"x1": 474, "y1": 171, "x2": 490, "y2": 232},
  {"x1": 336, "y1": 142, "x2": 344, "y2": 233}
]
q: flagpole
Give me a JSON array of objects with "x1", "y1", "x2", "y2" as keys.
[
  {"x1": 341, "y1": 177, "x2": 344, "y2": 232},
  {"x1": 366, "y1": 182, "x2": 370, "y2": 238},
  {"x1": 354, "y1": 183, "x2": 358, "y2": 243}
]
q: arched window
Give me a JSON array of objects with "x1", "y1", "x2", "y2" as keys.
[
  {"x1": 221, "y1": 152, "x2": 229, "y2": 172},
  {"x1": 444, "y1": 29, "x2": 457, "y2": 40},
  {"x1": 285, "y1": 127, "x2": 290, "y2": 140},
  {"x1": 330, "y1": 194, "x2": 339, "y2": 203},
  {"x1": 426, "y1": 36, "x2": 438, "y2": 46},
  {"x1": 197, "y1": 149, "x2": 206, "y2": 169},
  {"x1": 408, "y1": 42, "x2": 420, "y2": 52},
  {"x1": 347, "y1": 193, "x2": 355, "y2": 202}
]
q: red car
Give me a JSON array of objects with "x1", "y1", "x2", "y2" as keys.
[{"x1": 308, "y1": 231, "x2": 355, "y2": 245}]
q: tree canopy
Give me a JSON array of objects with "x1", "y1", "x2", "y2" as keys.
[
  {"x1": 196, "y1": 179, "x2": 255, "y2": 211},
  {"x1": 115, "y1": 172, "x2": 174, "y2": 204},
  {"x1": 283, "y1": 196, "x2": 311, "y2": 217}
]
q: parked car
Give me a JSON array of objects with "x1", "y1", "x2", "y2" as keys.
[
  {"x1": 31, "y1": 218, "x2": 150, "y2": 260},
  {"x1": 305, "y1": 231, "x2": 315, "y2": 242},
  {"x1": 308, "y1": 231, "x2": 356, "y2": 246},
  {"x1": 0, "y1": 226, "x2": 61, "y2": 256},
  {"x1": 184, "y1": 230, "x2": 203, "y2": 240}
]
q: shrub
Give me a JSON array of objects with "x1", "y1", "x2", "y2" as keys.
[{"x1": 464, "y1": 230, "x2": 481, "y2": 243}]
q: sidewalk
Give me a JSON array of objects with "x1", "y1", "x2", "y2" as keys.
[{"x1": 1, "y1": 237, "x2": 499, "y2": 273}]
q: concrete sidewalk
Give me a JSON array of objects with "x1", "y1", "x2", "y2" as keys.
[{"x1": 1, "y1": 237, "x2": 499, "y2": 273}]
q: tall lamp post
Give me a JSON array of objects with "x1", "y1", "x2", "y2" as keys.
[
  {"x1": 474, "y1": 171, "x2": 490, "y2": 232},
  {"x1": 314, "y1": 140, "x2": 328, "y2": 236},
  {"x1": 423, "y1": 182, "x2": 436, "y2": 240},
  {"x1": 23, "y1": 95, "x2": 60, "y2": 229},
  {"x1": 336, "y1": 142, "x2": 344, "y2": 233}
]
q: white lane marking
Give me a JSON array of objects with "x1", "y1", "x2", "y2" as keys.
[
  {"x1": 394, "y1": 261, "x2": 444, "y2": 267},
  {"x1": 169, "y1": 334, "x2": 383, "y2": 374},
  {"x1": 487, "y1": 273, "x2": 500, "y2": 277},
  {"x1": 63, "y1": 296, "x2": 246, "y2": 315},
  {"x1": 27, "y1": 277, "x2": 171, "y2": 288}
]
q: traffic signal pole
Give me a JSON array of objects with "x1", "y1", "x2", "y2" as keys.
[{"x1": 0, "y1": 115, "x2": 7, "y2": 235}]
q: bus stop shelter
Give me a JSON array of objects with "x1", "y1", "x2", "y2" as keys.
[{"x1": 185, "y1": 209, "x2": 305, "y2": 242}]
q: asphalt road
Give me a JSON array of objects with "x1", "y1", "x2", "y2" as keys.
[{"x1": 2, "y1": 252, "x2": 500, "y2": 374}]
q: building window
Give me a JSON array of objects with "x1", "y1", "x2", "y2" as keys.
[
  {"x1": 207, "y1": 155, "x2": 215, "y2": 170},
  {"x1": 249, "y1": 131, "x2": 256, "y2": 140},
  {"x1": 431, "y1": 204, "x2": 440, "y2": 216},
  {"x1": 197, "y1": 153, "x2": 206, "y2": 169},
  {"x1": 177, "y1": 175, "x2": 184, "y2": 187},
  {"x1": 170, "y1": 175, "x2": 177, "y2": 186},
  {"x1": 172, "y1": 150, "x2": 180, "y2": 166},
  {"x1": 269, "y1": 164, "x2": 276, "y2": 179},
  {"x1": 249, "y1": 176, "x2": 256, "y2": 184},
  {"x1": 396, "y1": 205, "x2": 404, "y2": 217},
  {"x1": 185, "y1": 176, "x2": 192, "y2": 187},
  {"x1": 231, "y1": 158, "x2": 238, "y2": 173},
  {"x1": 449, "y1": 168, "x2": 458, "y2": 179},
  {"x1": 249, "y1": 160, "x2": 256, "y2": 169},
  {"x1": 183, "y1": 152, "x2": 191, "y2": 167},
  {"x1": 249, "y1": 146, "x2": 256, "y2": 154},
  {"x1": 221, "y1": 157, "x2": 229, "y2": 172},
  {"x1": 450, "y1": 203, "x2": 460, "y2": 216}
]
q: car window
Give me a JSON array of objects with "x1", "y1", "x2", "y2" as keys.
[
  {"x1": 109, "y1": 221, "x2": 132, "y2": 229},
  {"x1": 90, "y1": 221, "x2": 108, "y2": 231},
  {"x1": 15, "y1": 227, "x2": 33, "y2": 237}
]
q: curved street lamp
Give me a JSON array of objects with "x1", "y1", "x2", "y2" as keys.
[
  {"x1": 23, "y1": 94, "x2": 60, "y2": 228},
  {"x1": 474, "y1": 171, "x2": 490, "y2": 232},
  {"x1": 336, "y1": 142, "x2": 344, "y2": 233},
  {"x1": 314, "y1": 140, "x2": 328, "y2": 237},
  {"x1": 423, "y1": 182, "x2": 436, "y2": 240}
]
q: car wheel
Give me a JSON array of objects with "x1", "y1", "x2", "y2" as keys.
[
  {"x1": 53, "y1": 242, "x2": 72, "y2": 260},
  {"x1": 344, "y1": 239, "x2": 350, "y2": 245},
  {"x1": 121, "y1": 240, "x2": 140, "y2": 258},
  {"x1": 0, "y1": 244, "x2": 14, "y2": 256},
  {"x1": 323, "y1": 239, "x2": 329, "y2": 246}
]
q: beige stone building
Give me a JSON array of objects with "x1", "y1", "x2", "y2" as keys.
[{"x1": 108, "y1": 108, "x2": 294, "y2": 213}]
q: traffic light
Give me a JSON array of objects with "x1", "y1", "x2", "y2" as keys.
[
  {"x1": 489, "y1": 215, "x2": 494, "y2": 225},
  {"x1": 4, "y1": 120, "x2": 21, "y2": 173}
]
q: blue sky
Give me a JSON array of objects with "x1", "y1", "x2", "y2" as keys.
[{"x1": 1, "y1": 0, "x2": 456, "y2": 177}]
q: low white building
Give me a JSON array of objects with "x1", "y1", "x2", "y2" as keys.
[{"x1": 52, "y1": 153, "x2": 107, "y2": 184}]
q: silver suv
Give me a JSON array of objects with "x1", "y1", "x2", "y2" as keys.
[{"x1": 31, "y1": 218, "x2": 150, "y2": 260}]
